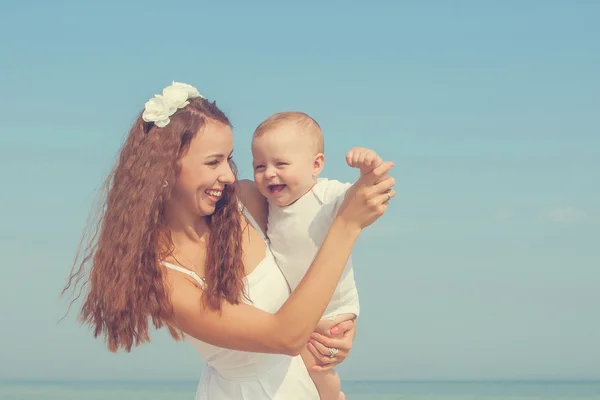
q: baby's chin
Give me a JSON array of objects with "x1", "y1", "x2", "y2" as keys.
[
  {"x1": 269, "y1": 192, "x2": 294, "y2": 207},
  {"x1": 274, "y1": 196, "x2": 297, "y2": 207},
  {"x1": 264, "y1": 188, "x2": 294, "y2": 207},
  {"x1": 275, "y1": 188, "x2": 313, "y2": 207}
]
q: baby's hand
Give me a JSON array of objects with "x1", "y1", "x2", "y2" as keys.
[{"x1": 346, "y1": 147, "x2": 382, "y2": 175}]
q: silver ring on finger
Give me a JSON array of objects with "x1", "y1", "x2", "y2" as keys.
[
  {"x1": 386, "y1": 190, "x2": 392, "y2": 201},
  {"x1": 328, "y1": 347, "x2": 338, "y2": 358}
]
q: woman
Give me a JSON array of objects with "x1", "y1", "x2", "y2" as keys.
[{"x1": 63, "y1": 82, "x2": 395, "y2": 399}]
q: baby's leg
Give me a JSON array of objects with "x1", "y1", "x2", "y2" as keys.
[
  {"x1": 300, "y1": 346, "x2": 341, "y2": 400},
  {"x1": 303, "y1": 313, "x2": 355, "y2": 400}
]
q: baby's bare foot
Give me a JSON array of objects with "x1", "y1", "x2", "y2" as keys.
[{"x1": 339, "y1": 391, "x2": 346, "y2": 400}]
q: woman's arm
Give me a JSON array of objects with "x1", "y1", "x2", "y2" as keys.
[{"x1": 169, "y1": 162, "x2": 395, "y2": 356}]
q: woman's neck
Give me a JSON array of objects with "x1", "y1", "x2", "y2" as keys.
[
  {"x1": 165, "y1": 207, "x2": 210, "y2": 264},
  {"x1": 164, "y1": 212, "x2": 210, "y2": 271},
  {"x1": 165, "y1": 200, "x2": 210, "y2": 240}
]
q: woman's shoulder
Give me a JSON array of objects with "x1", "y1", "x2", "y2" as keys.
[{"x1": 236, "y1": 179, "x2": 268, "y2": 230}]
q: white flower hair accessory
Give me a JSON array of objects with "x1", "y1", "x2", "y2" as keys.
[{"x1": 142, "y1": 82, "x2": 204, "y2": 128}]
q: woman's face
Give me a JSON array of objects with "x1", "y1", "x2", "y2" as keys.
[{"x1": 171, "y1": 120, "x2": 235, "y2": 218}]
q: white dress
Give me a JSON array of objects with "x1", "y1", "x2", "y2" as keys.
[
  {"x1": 162, "y1": 206, "x2": 319, "y2": 400},
  {"x1": 267, "y1": 178, "x2": 360, "y2": 319}
]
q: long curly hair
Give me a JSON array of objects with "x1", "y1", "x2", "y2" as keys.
[{"x1": 62, "y1": 96, "x2": 246, "y2": 352}]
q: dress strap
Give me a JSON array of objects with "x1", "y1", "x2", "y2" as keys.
[
  {"x1": 239, "y1": 202, "x2": 268, "y2": 243},
  {"x1": 162, "y1": 261, "x2": 207, "y2": 289}
]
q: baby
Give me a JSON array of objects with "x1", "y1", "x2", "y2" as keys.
[{"x1": 251, "y1": 112, "x2": 382, "y2": 400}]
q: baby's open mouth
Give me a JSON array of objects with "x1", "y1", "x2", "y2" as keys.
[{"x1": 268, "y1": 184, "x2": 286, "y2": 194}]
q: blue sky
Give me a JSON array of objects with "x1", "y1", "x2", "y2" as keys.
[{"x1": 1, "y1": 0, "x2": 598, "y2": 382}]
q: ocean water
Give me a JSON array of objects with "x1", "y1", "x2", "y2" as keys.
[{"x1": 1, "y1": 380, "x2": 599, "y2": 400}]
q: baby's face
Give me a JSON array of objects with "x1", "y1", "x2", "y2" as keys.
[{"x1": 252, "y1": 127, "x2": 318, "y2": 206}]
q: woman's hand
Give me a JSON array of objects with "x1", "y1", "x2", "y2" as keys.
[
  {"x1": 307, "y1": 320, "x2": 357, "y2": 372},
  {"x1": 337, "y1": 161, "x2": 395, "y2": 231}
]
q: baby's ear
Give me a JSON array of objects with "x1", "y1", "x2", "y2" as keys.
[{"x1": 312, "y1": 153, "x2": 325, "y2": 177}]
